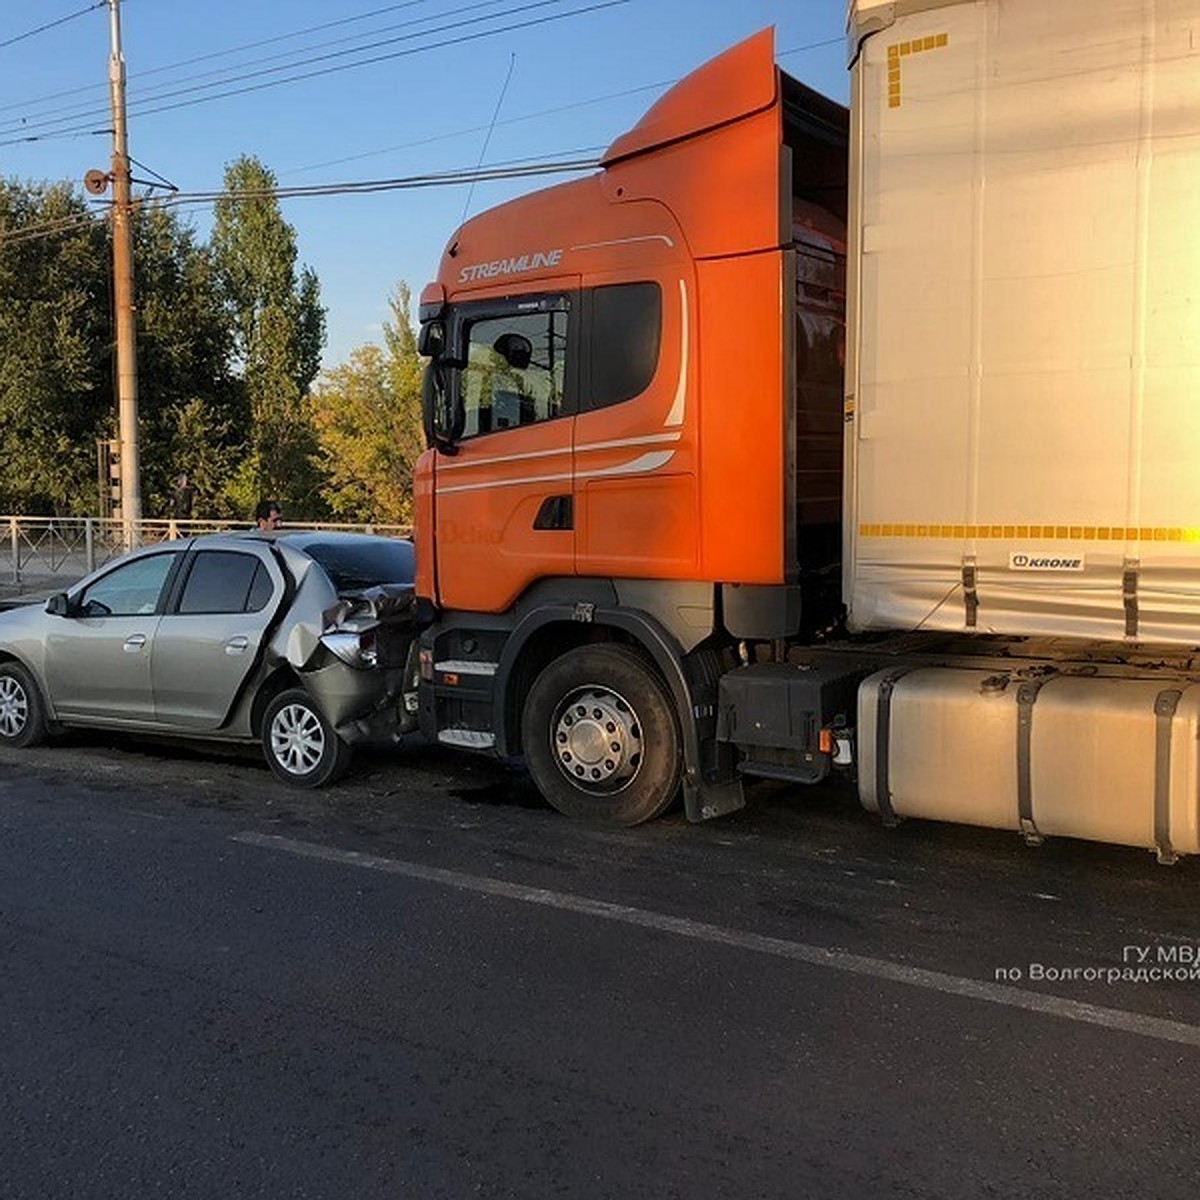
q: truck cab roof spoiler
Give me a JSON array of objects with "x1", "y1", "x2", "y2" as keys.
[{"x1": 601, "y1": 28, "x2": 780, "y2": 167}]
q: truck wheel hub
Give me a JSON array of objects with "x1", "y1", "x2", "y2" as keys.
[{"x1": 552, "y1": 686, "x2": 642, "y2": 793}]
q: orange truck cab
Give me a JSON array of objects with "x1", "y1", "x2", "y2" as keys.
[{"x1": 414, "y1": 29, "x2": 848, "y2": 824}]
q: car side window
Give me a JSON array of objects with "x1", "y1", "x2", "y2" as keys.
[
  {"x1": 177, "y1": 551, "x2": 274, "y2": 615},
  {"x1": 77, "y1": 553, "x2": 178, "y2": 617}
]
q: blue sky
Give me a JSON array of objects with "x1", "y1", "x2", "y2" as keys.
[{"x1": 1, "y1": 0, "x2": 850, "y2": 368}]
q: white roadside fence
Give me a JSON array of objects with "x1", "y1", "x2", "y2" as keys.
[{"x1": 2, "y1": 516, "x2": 412, "y2": 591}]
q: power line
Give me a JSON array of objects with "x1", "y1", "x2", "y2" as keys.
[
  {"x1": 0, "y1": 149, "x2": 603, "y2": 247},
  {"x1": 0, "y1": 210, "x2": 100, "y2": 248},
  {"x1": 281, "y1": 33, "x2": 847, "y2": 177},
  {"x1": 156, "y1": 152, "x2": 602, "y2": 208},
  {"x1": 136, "y1": 0, "x2": 447, "y2": 78},
  {"x1": 0, "y1": 0, "x2": 621, "y2": 140},
  {"x1": 461, "y1": 51, "x2": 517, "y2": 224},
  {"x1": 0, "y1": 0, "x2": 447, "y2": 114},
  {"x1": 779, "y1": 36, "x2": 844, "y2": 58},
  {"x1": 0, "y1": 1, "x2": 104, "y2": 52},
  {"x1": 285, "y1": 79, "x2": 667, "y2": 176},
  {"x1": 133, "y1": 0, "x2": 628, "y2": 122},
  {"x1": 0, "y1": 19, "x2": 842, "y2": 163},
  {"x1": 0, "y1": 0, "x2": 515, "y2": 135},
  {"x1": 126, "y1": 0, "x2": 514, "y2": 111},
  {"x1": 0, "y1": 126, "x2": 111, "y2": 150},
  {"x1": 0, "y1": 17, "x2": 843, "y2": 136}
]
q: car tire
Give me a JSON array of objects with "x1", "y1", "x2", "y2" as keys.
[
  {"x1": 521, "y1": 644, "x2": 681, "y2": 826},
  {"x1": 261, "y1": 688, "x2": 352, "y2": 788},
  {"x1": 0, "y1": 660, "x2": 49, "y2": 749}
]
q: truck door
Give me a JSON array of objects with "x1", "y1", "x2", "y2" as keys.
[{"x1": 432, "y1": 289, "x2": 578, "y2": 613}]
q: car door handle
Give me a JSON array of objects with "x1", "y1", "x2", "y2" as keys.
[
  {"x1": 225, "y1": 636, "x2": 249, "y2": 655},
  {"x1": 123, "y1": 634, "x2": 146, "y2": 653}
]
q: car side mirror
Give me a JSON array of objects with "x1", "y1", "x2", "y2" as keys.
[{"x1": 45, "y1": 592, "x2": 71, "y2": 617}]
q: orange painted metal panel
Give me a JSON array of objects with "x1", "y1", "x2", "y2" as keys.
[
  {"x1": 603, "y1": 29, "x2": 777, "y2": 170},
  {"x1": 695, "y1": 252, "x2": 787, "y2": 583},
  {"x1": 433, "y1": 409, "x2": 576, "y2": 613},
  {"x1": 413, "y1": 448, "x2": 436, "y2": 603}
]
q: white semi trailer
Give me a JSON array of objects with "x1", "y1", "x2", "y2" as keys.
[{"x1": 844, "y1": 0, "x2": 1200, "y2": 861}]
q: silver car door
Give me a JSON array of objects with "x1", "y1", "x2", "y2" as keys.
[
  {"x1": 44, "y1": 551, "x2": 179, "y2": 721},
  {"x1": 150, "y1": 548, "x2": 283, "y2": 730}
]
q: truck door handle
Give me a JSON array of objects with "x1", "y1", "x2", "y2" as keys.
[
  {"x1": 123, "y1": 634, "x2": 146, "y2": 653},
  {"x1": 225, "y1": 636, "x2": 249, "y2": 655},
  {"x1": 533, "y1": 495, "x2": 574, "y2": 531}
]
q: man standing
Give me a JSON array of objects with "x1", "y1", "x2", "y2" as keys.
[
  {"x1": 253, "y1": 500, "x2": 282, "y2": 530},
  {"x1": 171, "y1": 474, "x2": 196, "y2": 520}
]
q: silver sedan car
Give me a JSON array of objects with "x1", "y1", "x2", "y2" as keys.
[{"x1": 0, "y1": 531, "x2": 417, "y2": 787}]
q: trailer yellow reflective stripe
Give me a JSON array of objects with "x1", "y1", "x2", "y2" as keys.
[
  {"x1": 859, "y1": 525, "x2": 1200, "y2": 542},
  {"x1": 886, "y1": 33, "x2": 950, "y2": 108}
]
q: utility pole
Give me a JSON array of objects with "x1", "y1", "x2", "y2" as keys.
[{"x1": 107, "y1": 0, "x2": 141, "y2": 542}]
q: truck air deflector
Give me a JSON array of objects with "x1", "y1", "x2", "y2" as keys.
[{"x1": 601, "y1": 29, "x2": 778, "y2": 166}]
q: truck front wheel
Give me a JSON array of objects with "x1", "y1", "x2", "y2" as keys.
[{"x1": 522, "y1": 644, "x2": 681, "y2": 826}]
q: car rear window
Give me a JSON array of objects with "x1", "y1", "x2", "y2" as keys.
[{"x1": 301, "y1": 540, "x2": 414, "y2": 591}]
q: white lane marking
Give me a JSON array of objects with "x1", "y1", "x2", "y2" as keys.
[{"x1": 231, "y1": 831, "x2": 1200, "y2": 1051}]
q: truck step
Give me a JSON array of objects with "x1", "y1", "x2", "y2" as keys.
[
  {"x1": 437, "y1": 728, "x2": 497, "y2": 750},
  {"x1": 434, "y1": 660, "x2": 498, "y2": 677}
]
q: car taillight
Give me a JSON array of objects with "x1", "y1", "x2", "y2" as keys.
[{"x1": 320, "y1": 630, "x2": 378, "y2": 669}]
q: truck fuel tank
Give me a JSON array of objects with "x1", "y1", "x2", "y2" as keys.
[{"x1": 858, "y1": 665, "x2": 1200, "y2": 861}]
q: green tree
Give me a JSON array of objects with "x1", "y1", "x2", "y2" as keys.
[
  {"x1": 0, "y1": 181, "x2": 110, "y2": 514},
  {"x1": 211, "y1": 156, "x2": 327, "y2": 516},
  {"x1": 309, "y1": 284, "x2": 425, "y2": 524},
  {"x1": 132, "y1": 204, "x2": 243, "y2": 518},
  {"x1": 0, "y1": 180, "x2": 252, "y2": 517}
]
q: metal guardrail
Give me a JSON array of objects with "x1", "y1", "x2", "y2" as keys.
[{"x1": 2, "y1": 516, "x2": 412, "y2": 589}]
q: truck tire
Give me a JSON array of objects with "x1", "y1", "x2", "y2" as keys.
[
  {"x1": 0, "y1": 661, "x2": 49, "y2": 749},
  {"x1": 522, "y1": 644, "x2": 681, "y2": 826},
  {"x1": 261, "y1": 688, "x2": 352, "y2": 788}
]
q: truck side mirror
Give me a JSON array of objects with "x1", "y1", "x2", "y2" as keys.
[
  {"x1": 418, "y1": 319, "x2": 445, "y2": 359},
  {"x1": 422, "y1": 362, "x2": 460, "y2": 456}
]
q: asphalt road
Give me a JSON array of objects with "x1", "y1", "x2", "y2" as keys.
[{"x1": 2, "y1": 733, "x2": 1199, "y2": 1198}]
